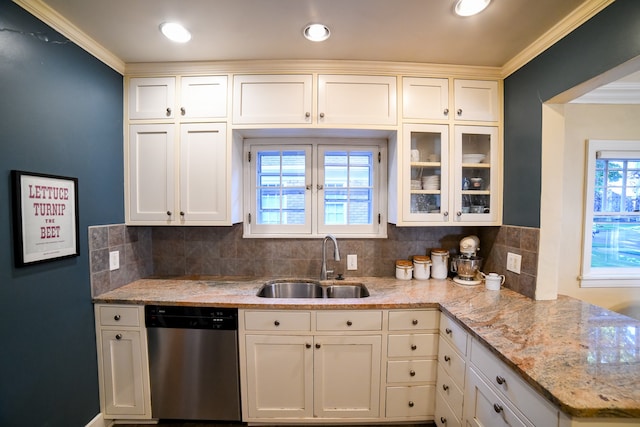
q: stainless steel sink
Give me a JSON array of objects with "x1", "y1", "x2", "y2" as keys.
[
  {"x1": 256, "y1": 280, "x2": 369, "y2": 299},
  {"x1": 257, "y1": 280, "x2": 323, "y2": 298}
]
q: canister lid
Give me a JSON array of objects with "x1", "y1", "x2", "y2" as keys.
[
  {"x1": 431, "y1": 248, "x2": 448, "y2": 255},
  {"x1": 396, "y1": 259, "x2": 413, "y2": 267},
  {"x1": 413, "y1": 255, "x2": 431, "y2": 264}
]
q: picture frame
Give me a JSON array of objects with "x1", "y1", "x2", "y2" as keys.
[{"x1": 11, "y1": 170, "x2": 80, "y2": 267}]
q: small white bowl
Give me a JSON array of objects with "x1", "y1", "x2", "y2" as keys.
[{"x1": 462, "y1": 154, "x2": 486, "y2": 163}]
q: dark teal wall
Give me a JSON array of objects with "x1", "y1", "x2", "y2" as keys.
[
  {"x1": 0, "y1": 1, "x2": 123, "y2": 426},
  {"x1": 503, "y1": 0, "x2": 640, "y2": 227}
]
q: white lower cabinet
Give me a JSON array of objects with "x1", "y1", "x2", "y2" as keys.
[
  {"x1": 241, "y1": 310, "x2": 382, "y2": 423},
  {"x1": 94, "y1": 304, "x2": 151, "y2": 420}
]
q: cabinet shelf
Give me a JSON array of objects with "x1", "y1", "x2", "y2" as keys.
[
  {"x1": 411, "y1": 162, "x2": 441, "y2": 168},
  {"x1": 411, "y1": 190, "x2": 441, "y2": 195},
  {"x1": 461, "y1": 190, "x2": 490, "y2": 196},
  {"x1": 462, "y1": 163, "x2": 490, "y2": 168}
]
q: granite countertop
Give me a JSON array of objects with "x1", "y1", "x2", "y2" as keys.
[{"x1": 94, "y1": 276, "x2": 640, "y2": 419}]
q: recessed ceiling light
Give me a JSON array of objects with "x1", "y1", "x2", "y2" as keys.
[
  {"x1": 303, "y1": 23, "x2": 330, "y2": 42},
  {"x1": 455, "y1": 0, "x2": 491, "y2": 17},
  {"x1": 160, "y1": 22, "x2": 191, "y2": 43}
]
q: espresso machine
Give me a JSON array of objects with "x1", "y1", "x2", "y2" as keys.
[{"x1": 450, "y1": 235, "x2": 483, "y2": 285}]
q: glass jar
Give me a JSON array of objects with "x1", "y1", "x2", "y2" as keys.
[
  {"x1": 412, "y1": 255, "x2": 432, "y2": 280},
  {"x1": 395, "y1": 260, "x2": 413, "y2": 280}
]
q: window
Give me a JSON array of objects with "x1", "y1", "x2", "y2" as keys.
[
  {"x1": 581, "y1": 140, "x2": 640, "y2": 287},
  {"x1": 244, "y1": 138, "x2": 387, "y2": 238}
]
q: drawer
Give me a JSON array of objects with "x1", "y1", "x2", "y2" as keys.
[
  {"x1": 97, "y1": 305, "x2": 140, "y2": 327},
  {"x1": 439, "y1": 313, "x2": 468, "y2": 356},
  {"x1": 316, "y1": 310, "x2": 382, "y2": 331},
  {"x1": 470, "y1": 340, "x2": 558, "y2": 427},
  {"x1": 388, "y1": 333, "x2": 438, "y2": 357},
  {"x1": 435, "y1": 387, "x2": 462, "y2": 427},
  {"x1": 386, "y1": 385, "x2": 435, "y2": 418},
  {"x1": 436, "y1": 365, "x2": 464, "y2": 420},
  {"x1": 438, "y1": 336, "x2": 465, "y2": 388},
  {"x1": 244, "y1": 310, "x2": 311, "y2": 331},
  {"x1": 387, "y1": 359, "x2": 437, "y2": 383},
  {"x1": 388, "y1": 309, "x2": 439, "y2": 331}
]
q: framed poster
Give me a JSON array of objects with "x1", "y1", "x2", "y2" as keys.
[{"x1": 11, "y1": 170, "x2": 80, "y2": 267}]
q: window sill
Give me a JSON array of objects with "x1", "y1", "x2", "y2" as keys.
[{"x1": 579, "y1": 275, "x2": 640, "y2": 288}]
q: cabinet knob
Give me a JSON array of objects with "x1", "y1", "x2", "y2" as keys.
[
  {"x1": 493, "y1": 403, "x2": 503, "y2": 413},
  {"x1": 305, "y1": 112, "x2": 310, "y2": 118},
  {"x1": 440, "y1": 416, "x2": 447, "y2": 424},
  {"x1": 408, "y1": 401, "x2": 414, "y2": 408},
  {"x1": 113, "y1": 314, "x2": 121, "y2": 321},
  {"x1": 180, "y1": 107, "x2": 186, "y2": 116},
  {"x1": 274, "y1": 320, "x2": 280, "y2": 326},
  {"x1": 445, "y1": 328, "x2": 452, "y2": 335},
  {"x1": 346, "y1": 320, "x2": 353, "y2": 326},
  {"x1": 411, "y1": 344, "x2": 417, "y2": 351},
  {"x1": 166, "y1": 211, "x2": 172, "y2": 216},
  {"x1": 319, "y1": 112, "x2": 325, "y2": 118},
  {"x1": 315, "y1": 343, "x2": 321, "y2": 349},
  {"x1": 443, "y1": 108, "x2": 449, "y2": 116},
  {"x1": 442, "y1": 384, "x2": 449, "y2": 391},
  {"x1": 496, "y1": 375, "x2": 506, "y2": 385},
  {"x1": 306, "y1": 343, "x2": 311, "y2": 349},
  {"x1": 457, "y1": 211, "x2": 463, "y2": 217},
  {"x1": 443, "y1": 355, "x2": 451, "y2": 362},
  {"x1": 412, "y1": 319, "x2": 418, "y2": 325},
  {"x1": 166, "y1": 107, "x2": 172, "y2": 116},
  {"x1": 180, "y1": 211, "x2": 185, "y2": 216},
  {"x1": 457, "y1": 108, "x2": 463, "y2": 116},
  {"x1": 409, "y1": 370, "x2": 416, "y2": 377},
  {"x1": 115, "y1": 334, "x2": 122, "y2": 340},
  {"x1": 443, "y1": 211, "x2": 449, "y2": 217}
]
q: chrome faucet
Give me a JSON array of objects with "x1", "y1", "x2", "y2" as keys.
[{"x1": 320, "y1": 234, "x2": 341, "y2": 280}]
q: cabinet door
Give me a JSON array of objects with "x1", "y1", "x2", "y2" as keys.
[
  {"x1": 403, "y1": 77, "x2": 449, "y2": 121},
  {"x1": 314, "y1": 335, "x2": 381, "y2": 418},
  {"x1": 402, "y1": 124, "x2": 450, "y2": 223},
  {"x1": 453, "y1": 79, "x2": 499, "y2": 122},
  {"x1": 180, "y1": 75, "x2": 228, "y2": 119},
  {"x1": 128, "y1": 77, "x2": 176, "y2": 120},
  {"x1": 233, "y1": 75, "x2": 312, "y2": 124},
  {"x1": 128, "y1": 124, "x2": 175, "y2": 223},
  {"x1": 179, "y1": 123, "x2": 227, "y2": 222},
  {"x1": 100, "y1": 330, "x2": 148, "y2": 416},
  {"x1": 318, "y1": 75, "x2": 397, "y2": 125},
  {"x1": 244, "y1": 335, "x2": 313, "y2": 419},
  {"x1": 453, "y1": 125, "x2": 500, "y2": 224}
]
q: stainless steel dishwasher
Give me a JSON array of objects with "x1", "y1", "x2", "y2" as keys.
[{"x1": 145, "y1": 305, "x2": 241, "y2": 421}]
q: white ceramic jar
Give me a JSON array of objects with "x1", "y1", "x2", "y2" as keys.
[
  {"x1": 412, "y1": 255, "x2": 432, "y2": 280},
  {"x1": 484, "y1": 272, "x2": 505, "y2": 290},
  {"x1": 395, "y1": 260, "x2": 413, "y2": 280},
  {"x1": 430, "y1": 249, "x2": 449, "y2": 279}
]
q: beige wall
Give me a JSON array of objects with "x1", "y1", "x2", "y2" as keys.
[{"x1": 540, "y1": 103, "x2": 640, "y2": 318}]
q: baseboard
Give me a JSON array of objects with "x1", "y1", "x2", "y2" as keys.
[{"x1": 85, "y1": 413, "x2": 113, "y2": 427}]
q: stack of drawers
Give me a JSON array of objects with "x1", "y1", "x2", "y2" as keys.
[
  {"x1": 385, "y1": 309, "x2": 439, "y2": 420},
  {"x1": 435, "y1": 313, "x2": 469, "y2": 427}
]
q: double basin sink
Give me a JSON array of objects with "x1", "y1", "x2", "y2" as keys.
[{"x1": 257, "y1": 279, "x2": 369, "y2": 299}]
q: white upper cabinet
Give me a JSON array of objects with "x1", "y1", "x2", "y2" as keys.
[
  {"x1": 453, "y1": 79, "x2": 499, "y2": 122},
  {"x1": 402, "y1": 77, "x2": 449, "y2": 121},
  {"x1": 233, "y1": 74, "x2": 313, "y2": 124},
  {"x1": 129, "y1": 75, "x2": 227, "y2": 120},
  {"x1": 129, "y1": 77, "x2": 176, "y2": 120},
  {"x1": 317, "y1": 75, "x2": 397, "y2": 125}
]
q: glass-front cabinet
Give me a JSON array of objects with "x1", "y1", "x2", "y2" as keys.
[{"x1": 402, "y1": 124, "x2": 500, "y2": 225}]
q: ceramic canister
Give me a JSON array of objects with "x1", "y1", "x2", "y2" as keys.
[
  {"x1": 412, "y1": 255, "x2": 431, "y2": 280},
  {"x1": 484, "y1": 272, "x2": 505, "y2": 290},
  {"x1": 395, "y1": 260, "x2": 413, "y2": 280},
  {"x1": 430, "y1": 249, "x2": 449, "y2": 279}
]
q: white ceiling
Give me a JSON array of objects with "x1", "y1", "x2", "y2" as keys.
[{"x1": 36, "y1": 0, "x2": 588, "y2": 67}]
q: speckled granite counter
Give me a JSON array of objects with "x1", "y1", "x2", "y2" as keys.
[{"x1": 94, "y1": 276, "x2": 640, "y2": 419}]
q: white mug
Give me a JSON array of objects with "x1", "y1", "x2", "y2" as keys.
[{"x1": 483, "y1": 272, "x2": 505, "y2": 290}]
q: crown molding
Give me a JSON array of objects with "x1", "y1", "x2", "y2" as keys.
[
  {"x1": 13, "y1": 0, "x2": 125, "y2": 74},
  {"x1": 500, "y1": 0, "x2": 615, "y2": 78}
]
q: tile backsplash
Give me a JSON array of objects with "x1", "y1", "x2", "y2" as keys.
[{"x1": 89, "y1": 223, "x2": 540, "y2": 299}]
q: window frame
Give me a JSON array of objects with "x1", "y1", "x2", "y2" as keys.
[
  {"x1": 580, "y1": 139, "x2": 640, "y2": 287},
  {"x1": 243, "y1": 138, "x2": 387, "y2": 238}
]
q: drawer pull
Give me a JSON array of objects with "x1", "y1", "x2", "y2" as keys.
[
  {"x1": 115, "y1": 334, "x2": 122, "y2": 340},
  {"x1": 316, "y1": 343, "x2": 321, "y2": 349},
  {"x1": 496, "y1": 375, "x2": 506, "y2": 385},
  {"x1": 493, "y1": 403, "x2": 503, "y2": 413},
  {"x1": 412, "y1": 319, "x2": 418, "y2": 325},
  {"x1": 443, "y1": 355, "x2": 451, "y2": 362},
  {"x1": 408, "y1": 401, "x2": 414, "y2": 407},
  {"x1": 166, "y1": 107, "x2": 172, "y2": 116},
  {"x1": 180, "y1": 107, "x2": 186, "y2": 116},
  {"x1": 346, "y1": 320, "x2": 353, "y2": 326},
  {"x1": 113, "y1": 314, "x2": 121, "y2": 321},
  {"x1": 306, "y1": 343, "x2": 311, "y2": 349},
  {"x1": 442, "y1": 384, "x2": 449, "y2": 391},
  {"x1": 274, "y1": 320, "x2": 280, "y2": 326},
  {"x1": 440, "y1": 416, "x2": 447, "y2": 424},
  {"x1": 411, "y1": 344, "x2": 417, "y2": 351},
  {"x1": 409, "y1": 370, "x2": 416, "y2": 377},
  {"x1": 445, "y1": 327, "x2": 452, "y2": 335}
]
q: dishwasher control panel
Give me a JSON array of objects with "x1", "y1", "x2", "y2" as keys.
[{"x1": 145, "y1": 305, "x2": 238, "y2": 330}]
